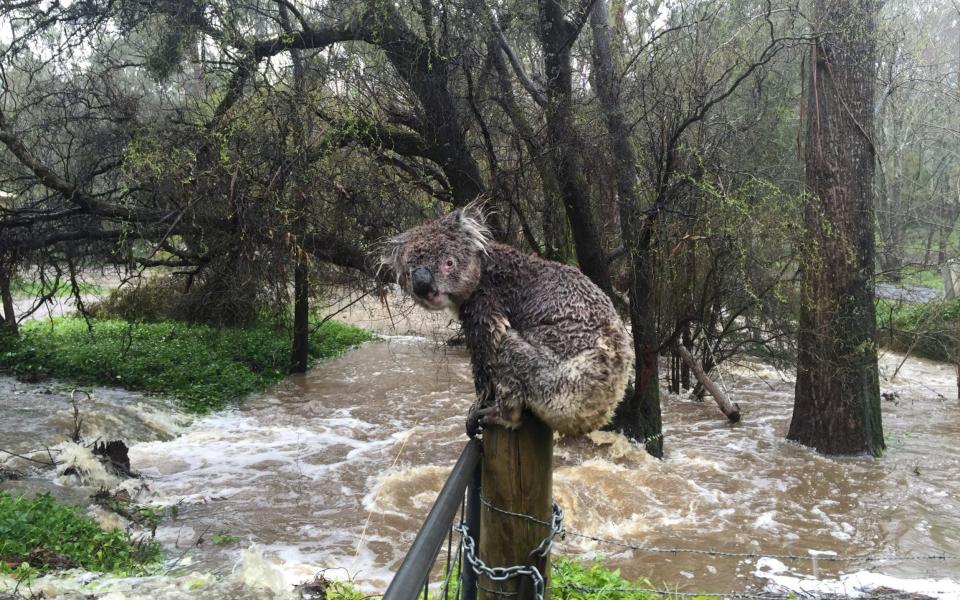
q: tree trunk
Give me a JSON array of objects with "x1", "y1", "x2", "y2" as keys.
[
  {"x1": 291, "y1": 261, "x2": 309, "y2": 373},
  {"x1": 0, "y1": 264, "x2": 17, "y2": 337},
  {"x1": 488, "y1": 42, "x2": 570, "y2": 262},
  {"x1": 589, "y1": 0, "x2": 662, "y2": 456},
  {"x1": 281, "y1": 1, "x2": 310, "y2": 375},
  {"x1": 676, "y1": 344, "x2": 740, "y2": 421},
  {"x1": 537, "y1": 0, "x2": 614, "y2": 298},
  {"x1": 680, "y1": 325, "x2": 692, "y2": 389},
  {"x1": 789, "y1": 0, "x2": 884, "y2": 456}
]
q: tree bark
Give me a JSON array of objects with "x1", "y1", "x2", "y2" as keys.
[
  {"x1": 589, "y1": 0, "x2": 663, "y2": 456},
  {"x1": 281, "y1": 1, "x2": 310, "y2": 374},
  {"x1": 537, "y1": 0, "x2": 614, "y2": 298},
  {"x1": 0, "y1": 263, "x2": 17, "y2": 336},
  {"x1": 488, "y1": 41, "x2": 569, "y2": 261},
  {"x1": 789, "y1": 0, "x2": 884, "y2": 456},
  {"x1": 291, "y1": 261, "x2": 309, "y2": 373},
  {"x1": 681, "y1": 324, "x2": 692, "y2": 389},
  {"x1": 676, "y1": 344, "x2": 740, "y2": 422}
]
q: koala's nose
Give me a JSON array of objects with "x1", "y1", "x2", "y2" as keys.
[{"x1": 411, "y1": 266, "x2": 434, "y2": 297}]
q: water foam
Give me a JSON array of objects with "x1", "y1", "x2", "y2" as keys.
[{"x1": 755, "y1": 557, "x2": 960, "y2": 598}]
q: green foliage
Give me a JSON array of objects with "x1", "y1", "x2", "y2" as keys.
[
  {"x1": 554, "y1": 557, "x2": 657, "y2": 600},
  {"x1": 423, "y1": 557, "x2": 714, "y2": 600},
  {"x1": 898, "y1": 268, "x2": 944, "y2": 291},
  {"x1": 327, "y1": 579, "x2": 372, "y2": 600},
  {"x1": 0, "y1": 492, "x2": 162, "y2": 579},
  {"x1": 209, "y1": 533, "x2": 240, "y2": 546},
  {"x1": 0, "y1": 317, "x2": 374, "y2": 413},
  {"x1": 877, "y1": 298, "x2": 960, "y2": 362},
  {"x1": 657, "y1": 173, "x2": 803, "y2": 370}
]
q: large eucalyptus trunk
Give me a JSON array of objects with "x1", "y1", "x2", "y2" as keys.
[{"x1": 789, "y1": 0, "x2": 884, "y2": 456}]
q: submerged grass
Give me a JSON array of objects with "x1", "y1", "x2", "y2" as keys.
[
  {"x1": 0, "y1": 491, "x2": 162, "y2": 580},
  {"x1": 0, "y1": 317, "x2": 374, "y2": 413}
]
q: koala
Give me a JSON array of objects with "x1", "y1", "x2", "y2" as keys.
[{"x1": 382, "y1": 205, "x2": 634, "y2": 437}]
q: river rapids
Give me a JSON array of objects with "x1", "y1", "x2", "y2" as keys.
[{"x1": 1, "y1": 298, "x2": 959, "y2": 599}]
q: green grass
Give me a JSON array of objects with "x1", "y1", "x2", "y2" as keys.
[
  {"x1": 0, "y1": 492, "x2": 162, "y2": 579},
  {"x1": 553, "y1": 557, "x2": 716, "y2": 600},
  {"x1": 422, "y1": 557, "x2": 714, "y2": 600},
  {"x1": 877, "y1": 297, "x2": 960, "y2": 362},
  {"x1": 0, "y1": 317, "x2": 375, "y2": 413},
  {"x1": 896, "y1": 267, "x2": 943, "y2": 291}
]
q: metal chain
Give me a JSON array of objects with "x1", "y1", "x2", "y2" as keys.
[
  {"x1": 478, "y1": 497, "x2": 565, "y2": 558},
  {"x1": 456, "y1": 498, "x2": 564, "y2": 600},
  {"x1": 457, "y1": 523, "x2": 546, "y2": 600}
]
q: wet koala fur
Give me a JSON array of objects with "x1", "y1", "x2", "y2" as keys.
[{"x1": 382, "y1": 206, "x2": 634, "y2": 436}]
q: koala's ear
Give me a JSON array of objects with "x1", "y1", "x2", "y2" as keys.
[
  {"x1": 454, "y1": 199, "x2": 491, "y2": 252},
  {"x1": 377, "y1": 232, "x2": 408, "y2": 282},
  {"x1": 458, "y1": 198, "x2": 488, "y2": 225}
]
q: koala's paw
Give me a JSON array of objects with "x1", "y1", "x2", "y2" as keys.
[
  {"x1": 465, "y1": 404, "x2": 523, "y2": 438},
  {"x1": 465, "y1": 404, "x2": 492, "y2": 439}
]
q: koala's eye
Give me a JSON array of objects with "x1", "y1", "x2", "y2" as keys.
[{"x1": 444, "y1": 258, "x2": 455, "y2": 268}]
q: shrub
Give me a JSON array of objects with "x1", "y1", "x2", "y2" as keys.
[
  {"x1": 89, "y1": 276, "x2": 187, "y2": 322},
  {"x1": 877, "y1": 298, "x2": 960, "y2": 362}
]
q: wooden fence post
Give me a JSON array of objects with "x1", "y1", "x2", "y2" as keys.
[{"x1": 478, "y1": 414, "x2": 554, "y2": 600}]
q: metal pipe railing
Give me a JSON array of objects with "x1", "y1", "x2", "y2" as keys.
[
  {"x1": 383, "y1": 438, "x2": 482, "y2": 600},
  {"x1": 460, "y1": 455, "x2": 482, "y2": 600}
]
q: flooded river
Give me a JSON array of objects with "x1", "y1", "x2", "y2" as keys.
[{"x1": 2, "y1": 298, "x2": 960, "y2": 598}]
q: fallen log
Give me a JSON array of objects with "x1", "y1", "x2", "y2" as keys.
[{"x1": 676, "y1": 344, "x2": 741, "y2": 422}]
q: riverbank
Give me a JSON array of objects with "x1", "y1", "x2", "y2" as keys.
[{"x1": 0, "y1": 316, "x2": 374, "y2": 413}]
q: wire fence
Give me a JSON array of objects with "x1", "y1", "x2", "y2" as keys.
[
  {"x1": 386, "y1": 442, "x2": 960, "y2": 600},
  {"x1": 482, "y1": 494, "x2": 960, "y2": 564}
]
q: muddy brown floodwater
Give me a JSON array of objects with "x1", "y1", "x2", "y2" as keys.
[{"x1": 2, "y1": 294, "x2": 960, "y2": 598}]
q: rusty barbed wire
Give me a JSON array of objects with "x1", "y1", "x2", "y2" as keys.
[{"x1": 478, "y1": 496, "x2": 960, "y2": 564}]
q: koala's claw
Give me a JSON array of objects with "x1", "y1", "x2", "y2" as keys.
[
  {"x1": 490, "y1": 314, "x2": 511, "y2": 347},
  {"x1": 465, "y1": 405, "x2": 504, "y2": 438},
  {"x1": 465, "y1": 404, "x2": 523, "y2": 438},
  {"x1": 466, "y1": 405, "x2": 488, "y2": 438}
]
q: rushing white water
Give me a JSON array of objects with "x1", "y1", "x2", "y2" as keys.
[{"x1": 3, "y1": 324, "x2": 960, "y2": 598}]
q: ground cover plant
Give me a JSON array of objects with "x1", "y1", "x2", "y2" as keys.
[
  {"x1": 0, "y1": 317, "x2": 374, "y2": 413},
  {"x1": 0, "y1": 491, "x2": 162, "y2": 581}
]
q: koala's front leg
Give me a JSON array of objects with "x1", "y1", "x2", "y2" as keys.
[
  {"x1": 464, "y1": 312, "x2": 523, "y2": 438},
  {"x1": 491, "y1": 325, "x2": 565, "y2": 425}
]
